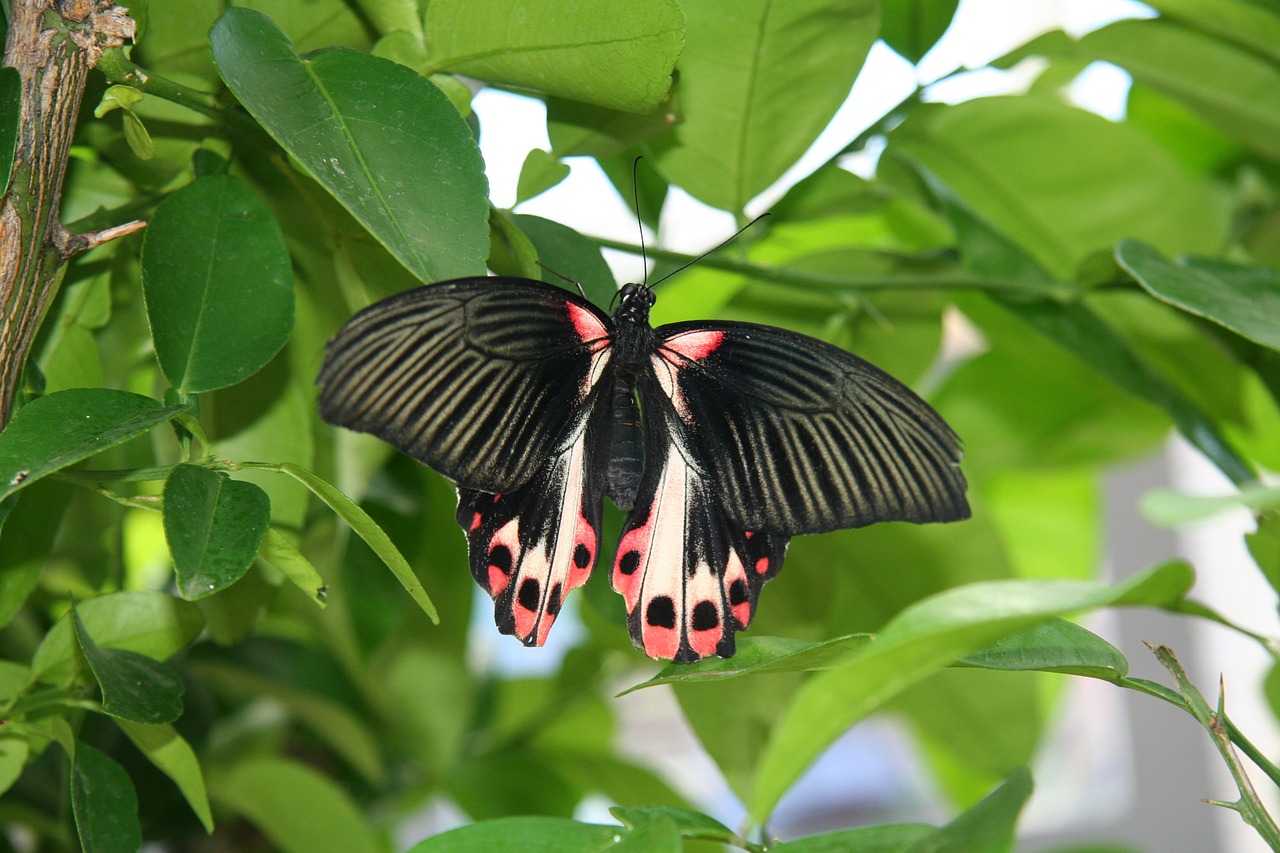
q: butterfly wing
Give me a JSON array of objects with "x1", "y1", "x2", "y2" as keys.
[
  {"x1": 612, "y1": 320, "x2": 968, "y2": 661},
  {"x1": 319, "y1": 277, "x2": 617, "y2": 646}
]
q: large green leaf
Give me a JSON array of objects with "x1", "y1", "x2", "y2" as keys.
[
  {"x1": 407, "y1": 817, "x2": 620, "y2": 852},
  {"x1": 775, "y1": 823, "x2": 933, "y2": 852},
  {"x1": 32, "y1": 591, "x2": 204, "y2": 682},
  {"x1": 71, "y1": 742, "x2": 142, "y2": 853},
  {"x1": 163, "y1": 463, "x2": 271, "y2": 600},
  {"x1": 749, "y1": 562, "x2": 1192, "y2": 820},
  {"x1": 881, "y1": 0, "x2": 960, "y2": 63},
  {"x1": 512, "y1": 213, "x2": 617, "y2": 306},
  {"x1": 116, "y1": 721, "x2": 214, "y2": 832},
  {"x1": 0, "y1": 388, "x2": 187, "y2": 502},
  {"x1": 654, "y1": 0, "x2": 879, "y2": 212},
  {"x1": 422, "y1": 0, "x2": 683, "y2": 112},
  {"x1": 889, "y1": 96, "x2": 1222, "y2": 278},
  {"x1": 72, "y1": 603, "x2": 184, "y2": 724},
  {"x1": 141, "y1": 174, "x2": 293, "y2": 394},
  {"x1": 1117, "y1": 241, "x2": 1280, "y2": 352},
  {"x1": 211, "y1": 757, "x2": 380, "y2": 853},
  {"x1": 906, "y1": 768, "x2": 1032, "y2": 853},
  {"x1": 210, "y1": 8, "x2": 489, "y2": 283}
]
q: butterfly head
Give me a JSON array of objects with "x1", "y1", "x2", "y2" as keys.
[{"x1": 613, "y1": 282, "x2": 656, "y2": 326}]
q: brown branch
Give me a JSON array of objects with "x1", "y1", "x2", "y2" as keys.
[{"x1": 0, "y1": 1, "x2": 137, "y2": 427}]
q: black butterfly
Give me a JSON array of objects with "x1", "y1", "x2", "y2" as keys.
[{"x1": 317, "y1": 277, "x2": 969, "y2": 662}]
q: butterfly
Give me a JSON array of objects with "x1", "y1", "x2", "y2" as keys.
[{"x1": 317, "y1": 276, "x2": 969, "y2": 662}]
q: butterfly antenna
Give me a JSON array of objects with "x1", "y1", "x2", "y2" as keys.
[
  {"x1": 649, "y1": 212, "x2": 772, "y2": 289},
  {"x1": 631, "y1": 156, "x2": 650, "y2": 288},
  {"x1": 537, "y1": 261, "x2": 589, "y2": 301}
]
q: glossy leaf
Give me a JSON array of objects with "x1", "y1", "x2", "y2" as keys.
[
  {"x1": 1117, "y1": 240, "x2": 1280, "y2": 352},
  {"x1": 141, "y1": 174, "x2": 292, "y2": 393},
  {"x1": 71, "y1": 742, "x2": 142, "y2": 853},
  {"x1": 117, "y1": 721, "x2": 214, "y2": 832},
  {"x1": 749, "y1": 562, "x2": 1193, "y2": 820},
  {"x1": 408, "y1": 817, "x2": 621, "y2": 852},
  {"x1": 163, "y1": 464, "x2": 271, "y2": 600},
  {"x1": 610, "y1": 806, "x2": 736, "y2": 844},
  {"x1": 881, "y1": 0, "x2": 960, "y2": 63},
  {"x1": 258, "y1": 528, "x2": 327, "y2": 608},
  {"x1": 0, "y1": 388, "x2": 187, "y2": 502},
  {"x1": 654, "y1": 0, "x2": 879, "y2": 212},
  {"x1": 32, "y1": 591, "x2": 204, "y2": 682},
  {"x1": 272, "y1": 462, "x2": 438, "y2": 621},
  {"x1": 0, "y1": 67, "x2": 19, "y2": 195},
  {"x1": 422, "y1": 0, "x2": 682, "y2": 112},
  {"x1": 776, "y1": 824, "x2": 934, "y2": 852},
  {"x1": 211, "y1": 8, "x2": 489, "y2": 282},
  {"x1": 72, "y1": 602, "x2": 184, "y2": 724},
  {"x1": 211, "y1": 757, "x2": 380, "y2": 853},
  {"x1": 958, "y1": 618, "x2": 1128, "y2": 681}
]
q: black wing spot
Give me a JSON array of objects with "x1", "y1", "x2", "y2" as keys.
[
  {"x1": 691, "y1": 601, "x2": 719, "y2": 631},
  {"x1": 488, "y1": 545, "x2": 513, "y2": 575},
  {"x1": 619, "y1": 550, "x2": 641, "y2": 576},
  {"x1": 517, "y1": 578, "x2": 540, "y2": 612},
  {"x1": 547, "y1": 583, "x2": 563, "y2": 616},
  {"x1": 729, "y1": 579, "x2": 748, "y2": 606},
  {"x1": 574, "y1": 543, "x2": 591, "y2": 569},
  {"x1": 646, "y1": 596, "x2": 676, "y2": 628}
]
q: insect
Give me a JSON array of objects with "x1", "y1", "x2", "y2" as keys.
[{"x1": 317, "y1": 276, "x2": 969, "y2": 662}]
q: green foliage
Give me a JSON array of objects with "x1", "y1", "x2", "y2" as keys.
[{"x1": 3, "y1": 1, "x2": 1280, "y2": 851}]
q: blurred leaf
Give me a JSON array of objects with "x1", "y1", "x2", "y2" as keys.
[
  {"x1": 959, "y1": 618, "x2": 1128, "y2": 680},
  {"x1": 0, "y1": 388, "x2": 187, "y2": 502},
  {"x1": 272, "y1": 462, "x2": 438, "y2": 622},
  {"x1": 655, "y1": 0, "x2": 878, "y2": 211},
  {"x1": 163, "y1": 464, "x2": 271, "y2": 600},
  {"x1": 32, "y1": 590, "x2": 204, "y2": 682},
  {"x1": 611, "y1": 806, "x2": 736, "y2": 844},
  {"x1": 904, "y1": 767, "x2": 1032, "y2": 853},
  {"x1": 449, "y1": 748, "x2": 581, "y2": 819},
  {"x1": 258, "y1": 528, "x2": 327, "y2": 607},
  {"x1": 71, "y1": 742, "x2": 142, "y2": 853},
  {"x1": 1140, "y1": 483, "x2": 1280, "y2": 526},
  {"x1": 0, "y1": 736, "x2": 29, "y2": 798},
  {"x1": 891, "y1": 97, "x2": 1222, "y2": 278},
  {"x1": 407, "y1": 817, "x2": 620, "y2": 852},
  {"x1": 749, "y1": 562, "x2": 1192, "y2": 819},
  {"x1": 982, "y1": 469, "x2": 1099, "y2": 582},
  {"x1": 72, "y1": 602, "x2": 184, "y2": 724},
  {"x1": 622, "y1": 634, "x2": 871, "y2": 693},
  {"x1": 512, "y1": 213, "x2": 618, "y2": 306},
  {"x1": 423, "y1": 0, "x2": 682, "y2": 112},
  {"x1": 775, "y1": 823, "x2": 933, "y2": 852},
  {"x1": 0, "y1": 481, "x2": 70, "y2": 629},
  {"x1": 116, "y1": 721, "x2": 214, "y2": 832},
  {"x1": 142, "y1": 174, "x2": 292, "y2": 393},
  {"x1": 211, "y1": 757, "x2": 380, "y2": 853},
  {"x1": 516, "y1": 149, "x2": 571, "y2": 205},
  {"x1": 211, "y1": 8, "x2": 489, "y2": 282},
  {"x1": 1246, "y1": 513, "x2": 1280, "y2": 597},
  {"x1": 881, "y1": 0, "x2": 960, "y2": 63},
  {"x1": 1118, "y1": 241, "x2": 1280, "y2": 352},
  {"x1": 0, "y1": 67, "x2": 20, "y2": 195}
]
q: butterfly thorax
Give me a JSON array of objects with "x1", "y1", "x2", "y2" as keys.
[{"x1": 611, "y1": 283, "x2": 657, "y2": 381}]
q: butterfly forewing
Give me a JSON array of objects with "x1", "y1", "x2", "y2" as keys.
[
  {"x1": 318, "y1": 278, "x2": 614, "y2": 493},
  {"x1": 648, "y1": 321, "x2": 969, "y2": 534}
]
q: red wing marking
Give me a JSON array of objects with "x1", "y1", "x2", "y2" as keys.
[
  {"x1": 566, "y1": 301, "x2": 609, "y2": 343},
  {"x1": 662, "y1": 329, "x2": 725, "y2": 361}
]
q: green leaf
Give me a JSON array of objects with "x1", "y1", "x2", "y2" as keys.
[
  {"x1": 775, "y1": 823, "x2": 934, "y2": 852},
  {"x1": 0, "y1": 67, "x2": 20, "y2": 195},
  {"x1": 1140, "y1": 483, "x2": 1280, "y2": 526},
  {"x1": 547, "y1": 96, "x2": 677, "y2": 159},
  {"x1": 0, "y1": 736, "x2": 29, "y2": 798},
  {"x1": 749, "y1": 562, "x2": 1192, "y2": 820},
  {"x1": 0, "y1": 481, "x2": 70, "y2": 629},
  {"x1": 958, "y1": 618, "x2": 1128, "y2": 681},
  {"x1": 71, "y1": 742, "x2": 142, "y2": 853},
  {"x1": 422, "y1": 0, "x2": 682, "y2": 112},
  {"x1": 163, "y1": 464, "x2": 271, "y2": 600},
  {"x1": 32, "y1": 591, "x2": 204, "y2": 682},
  {"x1": 116, "y1": 721, "x2": 214, "y2": 832},
  {"x1": 258, "y1": 527, "x2": 327, "y2": 607},
  {"x1": 211, "y1": 8, "x2": 489, "y2": 282},
  {"x1": 621, "y1": 634, "x2": 872, "y2": 694},
  {"x1": 72, "y1": 601, "x2": 184, "y2": 724},
  {"x1": 1247, "y1": 513, "x2": 1280, "y2": 598},
  {"x1": 141, "y1": 174, "x2": 292, "y2": 393},
  {"x1": 1117, "y1": 241, "x2": 1280, "y2": 352},
  {"x1": 610, "y1": 806, "x2": 736, "y2": 844},
  {"x1": 654, "y1": 0, "x2": 879, "y2": 212},
  {"x1": 905, "y1": 767, "x2": 1032, "y2": 853},
  {"x1": 512, "y1": 213, "x2": 617, "y2": 307},
  {"x1": 270, "y1": 462, "x2": 437, "y2": 621},
  {"x1": 881, "y1": 0, "x2": 960, "y2": 63},
  {"x1": 211, "y1": 757, "x2": 382, "y2": 853},
  {"x1": 516, "y1": 149, "x2": 571, "y2": 205},
  {"x1": 407, "y1": 817, "x2": 621, "y2": 852},
  {"x1": 0, "y1": 388, "x2": 188, "y2": 502}
]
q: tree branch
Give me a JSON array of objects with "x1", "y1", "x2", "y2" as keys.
[{"x1": 0, "y1": 0, "x2": 137, "y2": 427}]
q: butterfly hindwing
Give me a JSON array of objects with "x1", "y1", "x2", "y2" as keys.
[
  {"x1": 649, "y1": 321, "x2": 969, "y2": 534},
  {"x1": 318, "y1": 277, "x2": 614, "y2": 493}
]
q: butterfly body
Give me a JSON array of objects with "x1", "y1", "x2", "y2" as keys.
[{"x1": 318, "y1": 276, "x2": 968, "y2": 662}]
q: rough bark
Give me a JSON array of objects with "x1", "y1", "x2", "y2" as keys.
[{"x1": 0, "y1": 0, "x2": 137, "y2": 427}]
